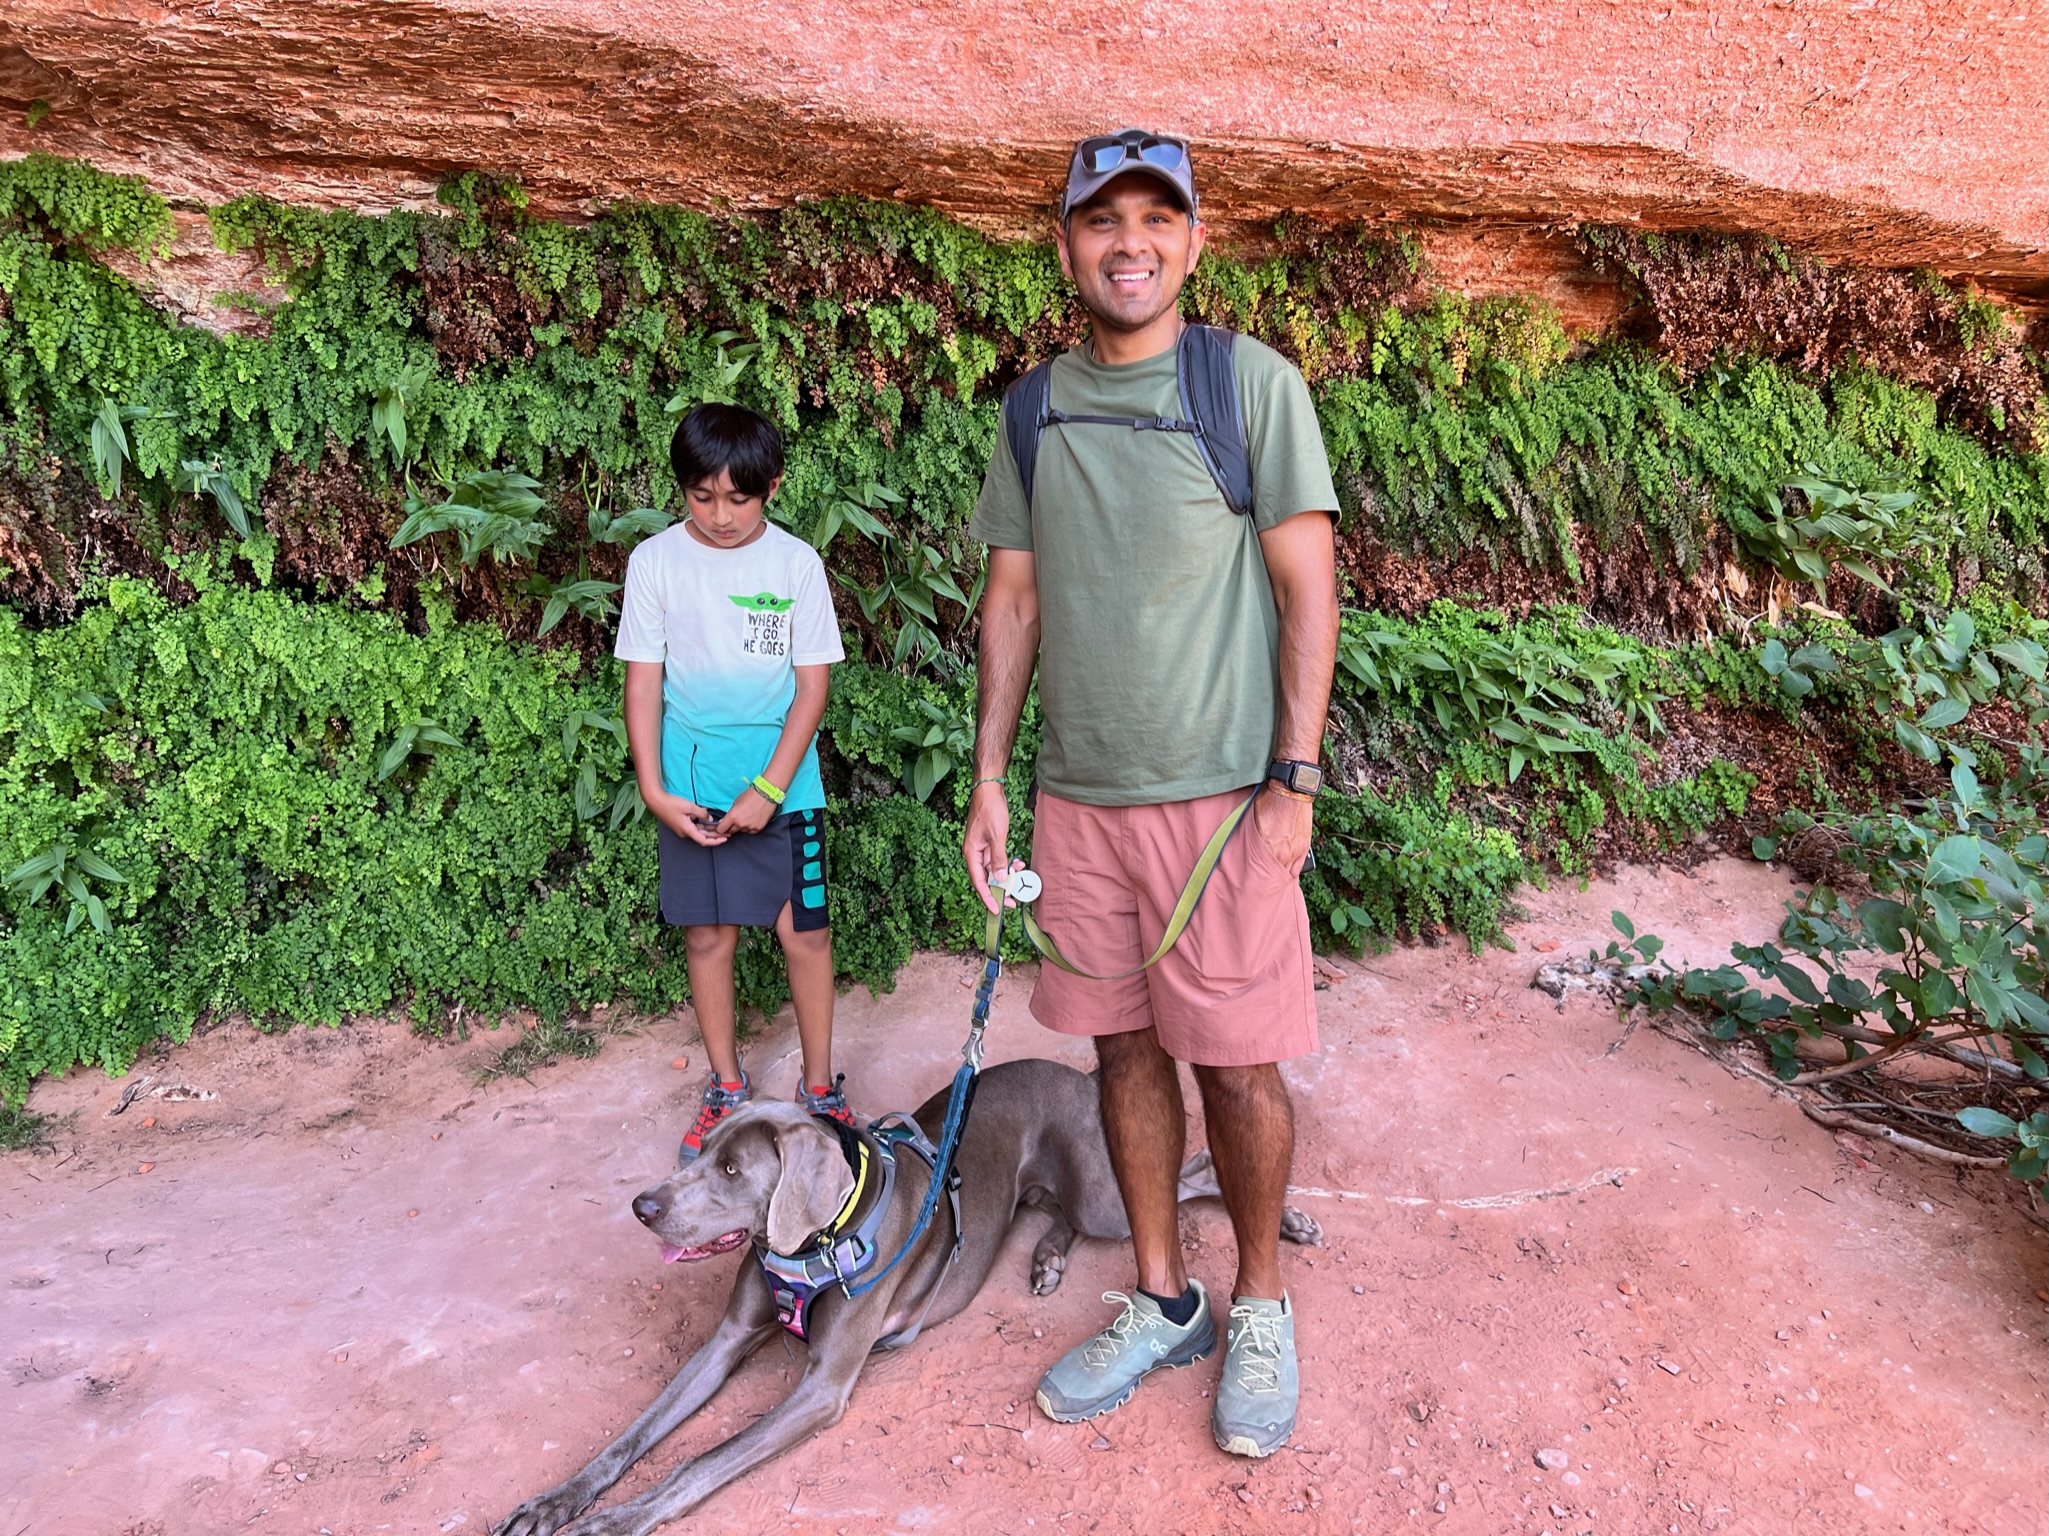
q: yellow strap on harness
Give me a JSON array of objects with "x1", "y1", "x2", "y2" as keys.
[
  {"x1": 1013, "y1": 787, "x2": 1260, "y2": 981},
  {"x1": 819, "y1": 1135, "x2": 871, "y2": 1237}
]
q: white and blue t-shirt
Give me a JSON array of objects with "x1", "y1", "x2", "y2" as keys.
[{"x1": 614, "y1": 520, "x2": 844, "y2": 812}]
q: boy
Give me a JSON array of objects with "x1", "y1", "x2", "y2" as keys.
[{"x1": 615, "y1": 402, "x2": 850, "y2": 1162}]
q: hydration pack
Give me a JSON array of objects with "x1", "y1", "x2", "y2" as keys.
[{"x1": 1000, "y1": 324, "x2": 1252, "y2": 517}]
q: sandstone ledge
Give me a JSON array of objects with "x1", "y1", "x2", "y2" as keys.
[{"x1": 2, "y1": 0, "x2": 2043, "y2": 323}]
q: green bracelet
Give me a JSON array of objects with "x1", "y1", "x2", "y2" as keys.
[
  {"x1": 972, "y1": 775, "x2": 1008, "y2": 791},
  {"x1": 750, "y1": 774, "x2": 786, "y2": 805}
]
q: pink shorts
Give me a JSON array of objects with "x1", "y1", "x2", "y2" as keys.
[{"x1": 1026, "y1": 787, "x2": 1318, "y2": 1067}]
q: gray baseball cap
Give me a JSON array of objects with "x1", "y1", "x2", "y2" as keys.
[{"x1": 1060, "y1": 129, "x2": 1198, "y2": 221}]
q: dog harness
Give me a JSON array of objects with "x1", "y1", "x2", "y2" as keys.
[{"x1": 754, "y1": 1114, "x2": 961, "y2": 1344}]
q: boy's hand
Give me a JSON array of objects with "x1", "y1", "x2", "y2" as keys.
[
  {"x1": 651, "y1": 790, "x2": 728, "y2": 847},
  {"x1": 714, "y1": 788, "x2": 776, "y2": 837}
]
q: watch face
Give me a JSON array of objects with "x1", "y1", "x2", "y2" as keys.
[{"x1": 1271, "y1": 761, "x2": 1323, "y2": 795}]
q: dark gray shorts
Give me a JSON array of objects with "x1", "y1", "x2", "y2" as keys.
[{"x1": 657, "y1": 807, "x2": 829, "y2": 931}]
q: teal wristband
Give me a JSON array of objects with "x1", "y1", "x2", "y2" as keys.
[
  {"x1": 972, "y1": 775, "x2": 1007, "y2": 791},
  {"x1": 750, "y1": 774, "x2": 786, "y2": 805}
]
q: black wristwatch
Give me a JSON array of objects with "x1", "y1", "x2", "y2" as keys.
[{"x1": 1266, "y1": 758, "x2": 1324, "y2": 797}]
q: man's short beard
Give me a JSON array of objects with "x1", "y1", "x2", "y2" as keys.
[{"x1": 1083, "y1": 271, "x2": 1184, "y2": 334}]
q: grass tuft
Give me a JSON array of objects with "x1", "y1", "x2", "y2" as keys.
[{"x1": 475, "y1": 1016, "x2": 607, "y2": 1084}]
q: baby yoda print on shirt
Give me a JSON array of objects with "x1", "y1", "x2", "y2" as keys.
[{"x1": 731, "y1": 592, "x2": 796, "y2": 658}]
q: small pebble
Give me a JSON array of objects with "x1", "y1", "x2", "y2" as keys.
[
  {"x1": 1406, "y1": 1400, "x2": 1430, "y2": 1422},
  {"x1": 273, "y1": 1462, "x2": 292, "y2": 1475},
  {"x1": 295, "y1": 1473, "x2": 307, "y2": 1483},
  {"x1": 1563, "y1": 1471, "x2": 1582, "y2": 1486},
  {"x1": 141, "y1": 1116, "x2": 156, "y2": 1128},
  {"x1": 671, "y1": 1055, "x2": 691, "y2": 1071},
  {"x1": 1617, "y1": 1279, "x2": 1636, "y2": 1295},
  {"x1": 1535, "y1": 1448, "x2": 1569, "y2": 1471},
  {"x1": 1433, "y1": 1501, "x2": 1447, "y2": 1513},
  {"x1": 1090, "y1": 1436, "x2": 1111, "y2": 1451},
  {"x1": 950, "y1": 1455, "x2": 964, "y2": 1467},
  {"x1": 1352, "y1": 1284, "x2": 1365, "y2": 1296},
  {"x1": 136, "y1": 1162, "x2": 154, "y2": 1174},
  {"x1": 333, "y1": 1353, "x2": 348, "y2": 1364},
  {"x1": 1854, "y1": 1484, "x2": 1874, "y2": 1499},
  {"x1": 1656, "y1": 1360, "x2": 1682, "y2": 1375},
  {"x1": 408, "y1": 1209, "x2": 420, "y2": 1218},
  {"x1": 1236, "y1": 1487, "x2": 1255, "y2": 1505},
  {"x1": 621, "y1": 1348, "x2": 633, "y2": 1358},
  {"x1": 1552, "y1": 1504, "x2": 1569, "y2": 1518},
  {"x1": 431, "y1": 1132, "x2": 441, "y2": 1141}
]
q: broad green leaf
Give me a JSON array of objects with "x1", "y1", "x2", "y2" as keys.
[
  {"x1": 1988, "y1": 640, "x2": 2047, "y2": 683},
  {"x1": 1610, "y1": 910, "x2": 1635, "y2": 941},
  {"x1": 1775, "y1": 964, "x2": 1823, "y2": 1006},
  {"x1": 1955, "y1": 1108, "x2": 2018, "y2": 1140},
  {"x1": 1924, "y1": 834, "x2": 1983, "y2": 887},
  {"x1": 1752, "y1": 835, "x2": 1778, "y2": 860},
  {"x1": 71, "y1": 850, "x2": 126, "y2": 883},
  {"x1": 1855, "y1": 898, "x2": 1908, "y2": 954},
  {"x1": 1919, "y1": 697, "x2": 1968, "y2": 731}
]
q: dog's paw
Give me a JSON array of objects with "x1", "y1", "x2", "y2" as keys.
[
  {"x1": 1279, "y1": 1203, "x2": 1324, "y2": 1248},
  {"x1": 1030, "y1": 1246, "x2": 1067, "y2": 1296},
  {"x1": 494, "y1": 1481, "x2": 597, "y2": 1536}
]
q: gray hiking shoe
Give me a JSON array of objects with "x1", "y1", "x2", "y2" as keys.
[
  {"x1": 1213, "y1": 1294, "x2": 1298, "y2": 1457},
  {"x1": 677, "y1": 1070, "x2": 752, "y2": 1166},
  {"x1": 1035, "y1": 1282, "x2": 1215, "y2": 1423}
]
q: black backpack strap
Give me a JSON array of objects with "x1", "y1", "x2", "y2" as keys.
[
  {"x1": 1001, "y1": 360, "x2": 1055, "y2": 509},
  {"x1": 1177, "y1": 325, "x2": 1253, "y2": 517}
]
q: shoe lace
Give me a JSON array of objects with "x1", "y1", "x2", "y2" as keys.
[
  {"x1": 1226, "y1": 1304, "x2": 1284, "y2": 1396},
  {"x1": 1082, "y1": 1291, "x2": 1166, "y2": 1369},
  {"x1": 688, "y1": 1081, "x2": 746, "y2": 1140},
  {"x1": 801, "y1": 1073, "x2": 853, "y2": 1123}
]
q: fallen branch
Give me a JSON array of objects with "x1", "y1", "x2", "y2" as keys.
[
  {"x1": 1794, "y1": 1103, "x2": 2006, "y2": 1168},
  {"x1": 1644, "y1": 1012, "x2": 2010, "y2": 1171}
]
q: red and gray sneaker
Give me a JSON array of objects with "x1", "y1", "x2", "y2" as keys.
[
  {"x1": 678, "y1": 1070, "x2": 752, "y2": 1166},
  {"x1": 797, "y1": 1073, "x2": 857, "y2": 1128}
]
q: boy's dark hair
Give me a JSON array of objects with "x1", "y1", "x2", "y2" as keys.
[{"x1": 670, "y1": 402, "x2": 784, "y2": 498}]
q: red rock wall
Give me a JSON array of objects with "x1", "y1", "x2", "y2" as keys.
[{"x1": 2, "y1": 0, "x2": 2043, "y2": 320}]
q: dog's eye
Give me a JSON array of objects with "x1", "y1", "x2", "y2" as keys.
[{"x1": 722, "y1": 1161, "x2": 737, "y2": 1177}]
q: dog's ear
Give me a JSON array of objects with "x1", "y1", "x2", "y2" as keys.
[{"x1": 766, "y1": 1117, "x2": 856, "y2": 1254}]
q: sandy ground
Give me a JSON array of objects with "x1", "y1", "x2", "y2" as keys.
[{"x1": 3, "y1": 859, "x2": 2044, "y2": 1536}]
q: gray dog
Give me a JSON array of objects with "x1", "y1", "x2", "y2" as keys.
[{"x1": 494, "y1": 1057, "x2": 1320, "y2": 1536}]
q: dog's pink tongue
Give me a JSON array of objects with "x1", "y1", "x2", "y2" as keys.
[{"x1": 660, "y1": 1243, "x2": 689, "y2": 1263}]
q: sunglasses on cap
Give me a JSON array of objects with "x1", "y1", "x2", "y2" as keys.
[{"x1": 1074, "y1": 130, "x2": 1189, "y2": 175}]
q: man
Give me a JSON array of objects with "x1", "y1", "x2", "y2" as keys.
[{"x1": 962, "y1": 128, "x2": 1339, "y2": 1459}]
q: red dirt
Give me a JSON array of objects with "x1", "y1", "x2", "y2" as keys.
[{"x1": 4, "y1": 859, "x2": 2044, "y2": 1535}]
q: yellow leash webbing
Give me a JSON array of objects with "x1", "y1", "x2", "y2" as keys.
[{"x1": 1017, "y1": 787, "x2": 1260, "y2": 981}]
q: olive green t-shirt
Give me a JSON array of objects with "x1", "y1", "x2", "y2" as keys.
[{"x1": 969, "y1": 333, "x2": 1337, "y2": 807}]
